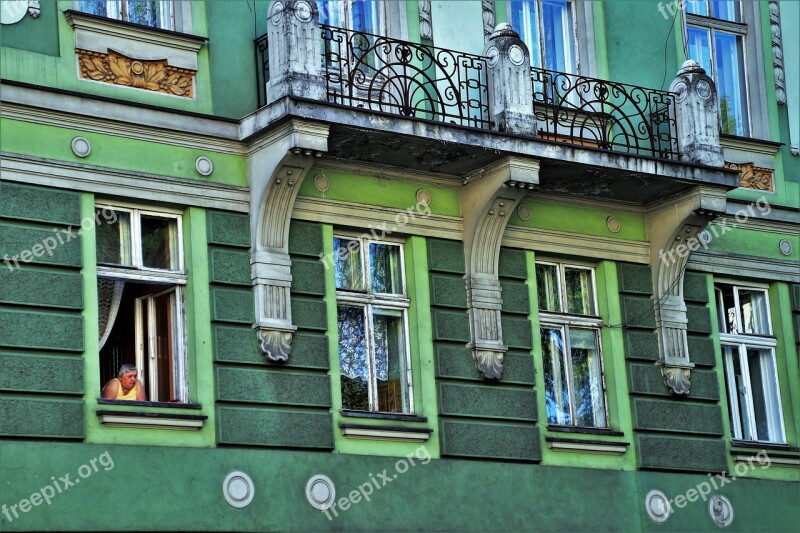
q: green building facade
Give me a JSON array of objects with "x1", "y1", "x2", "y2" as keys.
[{"x1": 1, "y1": 1, "x2": 798, "y2": 530}]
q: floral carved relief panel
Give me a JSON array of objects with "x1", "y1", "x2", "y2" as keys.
[{"x1": 77, "y1": 49, "x2": 195, "y2": 98}]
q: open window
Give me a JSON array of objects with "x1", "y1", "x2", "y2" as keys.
[
  {"x1": 536, "y1": 261, "x2": 608, "y2": 429},
  {"x1": 334, "y1": 234, "x2": 413, "y2": 414},
  {"x1": 95, "y1": 203, "x2": 188, "y2": 403},
  {"x1": 716, "y1": 283, "x2": 785, "y2": 443}
]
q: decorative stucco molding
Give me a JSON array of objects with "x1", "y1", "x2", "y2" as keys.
[
  {"x1": 646, "y1": 187, "x2": 727, "y2": 395},
  {"x1": 461, "y1": 157, "x2": 540, "y2": 379},
  {"x1": 768, "y1": 1, "x2": 786, "y2": 105},
  {"x1": 418, "y1": 1, "x2": 432, "y2": 40},
  {"x1": 670, "y1": 60, "x2": 724, "y2": 167},
  {"x1": 482, "y1": 0, "x2": 496, "y2": 39},
  {"x1": 250, "y1": 120, "x2": 329, "y2": 362},
  {"x1": 724, "y1": 161, "x2": 774, "y2": 191},
  {"x1": 77, "y1": 49, "x2": 195, "y2": 98}
]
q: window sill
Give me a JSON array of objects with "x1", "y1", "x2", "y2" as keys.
[
  {"x1": 339, "y1": 423, "x2": 432, "y2": 443},
  {"x1": 730, "y1": 443, "x2": 800, "y2": 468},
  {"x1": 96, "y1": 401, "x2": 207, "y2": 430},
  {"x1": 341, "y1": 409, "x2": 428, "y2": 423},
  {"x1": 547, "y1": 425, "x2": 625, "y2": 437},
  {"x1": 64, "y1": 10, "x2": 206, "y2": 72},
  {"x1": 545, "y1": 436, "x2": 630, "y2": 455}
]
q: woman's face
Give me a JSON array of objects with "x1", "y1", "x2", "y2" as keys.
[{"x1": 120, "y1": 370, "x2": 137, "y2": 390}]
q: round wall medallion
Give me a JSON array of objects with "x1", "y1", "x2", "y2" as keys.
[
  {"x1": 313, "y1": 173, "x2": 330, "y2": 193},
  {"x1": 294, "y1": 0, "x2": 313, "y2": 22},
  {"x1": 508, "y1": 45, "x2": 525, "y2": 66},
  {"x1": 0, "y1": 1, "x2": 28, "y2": 25},
  {"x1": 71, "y1": 137, "x2": 92, "y2": 158},
  {"x1": 606, "y1": 216, "x2": 621, "y2": 234},
  {"x1": 486, "y1": 46, "x2": 499, "y2": 67},
  {"x1": 709, "y1": 494, "x2": 733, "y2": 528},
  {"x1": 270, "y1": 1, "x2": 284, "y2": 25},
  {"x1": 223, "y1": 471, "x2": 254, "y2": 509},
  {"x1": 779, "y1": 239, "x2": 793, "y2": 256},
  {"x1": 416, "y1": 188, "x2": 431, "y2": 207},
  {"x1": 306, "y1": 474, "x2": 335, "y2": 511},
  {"x1": 645, "y1": 489, "x2": 671, "y2": 523},
  {"x1": 195, "y1": 156, "x2": 214, "y2": 176},
  {"x1": 696, "y1": 79, "x2": 712, "y2": 100},
  {"x1": 516, "y1": 203, "x2": 531, "y2": 221}
]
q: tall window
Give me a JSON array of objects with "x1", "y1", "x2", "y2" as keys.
[
  {"x1": 685, "y1": 0, "x2": 749, "y2": 136},
  {"x1": 318, "y1": 0, "x2": 381, "y2": 34},
  {"x1": 77, "y1": 0, "x2": 175, "y2": 30},
  {"x1": 334, "y1": 235, "x2": 413, "y2": 414},
  {"x1": 509, "y1": 0, "x2": 577, "y2": 73},
  {"x1": 96, "y1": 204, "x2": 187, "y2": 403},
  {"x1": 537, "y1": 261, "x2": 606, "y2": 428},
  {"x1": 716, "y1": 283, "x2": 784, "y2": 443}
]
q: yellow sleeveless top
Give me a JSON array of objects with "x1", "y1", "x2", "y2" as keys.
[{"x1": 114, "y1": 378, "x2": 139, "y2": 400}]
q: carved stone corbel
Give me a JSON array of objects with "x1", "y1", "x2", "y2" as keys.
[
  {"x1": 249, "y1": 120, "x2": 329, "y2": 362},
  {"x1": 461, "y1": 157, "x2": 540, "y2": 379},
  {"x1": 646, "y1": 187, "x2": 727, "y2": 394}
]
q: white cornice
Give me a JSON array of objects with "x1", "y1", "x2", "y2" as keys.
[
  {"x1": 721, "y1": 135, "x2": 782, "y2": 156},
  {"x1": 97, "y1": 413, "x2": 204, "y2": 430},
  {"x1": 503, "y1": 225, "x2": 651, "y2": 264},
  {"x1": 687, "y1": 250, "x2": 800, "y2": 283},
  {"x1": 1, "y1": 152, "x2": 249, "y2": 213},
  {"x1": 340, "y1": 426, "x2": 431, "y2": 442},
  {"x1": 546, "y1": 439, "x2": 629, "y2": 455}
]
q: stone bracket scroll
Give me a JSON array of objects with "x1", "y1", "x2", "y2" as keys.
[
  {"x1": 646, "y1": 186, "x2": 727, "y2": 394},
  {"x1": 461, "y1": 157, "x2": 540, "y2": 379},
  {"x1": 249, "y1": 120, "x2": 329, "y2": 362}
]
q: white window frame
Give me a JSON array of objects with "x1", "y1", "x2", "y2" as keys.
[
  {"x1": 74, "y1": 0, "x2": 192, "y2": 33},
  {"x1": 96, "y1": 202, "x2": 188, "y2": 403},
  {"x1": 507, "y1": 0, "x2": 581, "y2": 73},
  {"x1": 716, "y1": 282, "x2": 785, "y2": 443},
  {"x1": 334, "y1": 233, "x2": 414, "y2": 414},
  {"x1": 537, "y1": 260, "x2": 608, "y2": 428}
]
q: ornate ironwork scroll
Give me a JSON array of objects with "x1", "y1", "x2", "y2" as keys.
[
  {"x1": 530, "y1": 68, "x2": 679, "y2": 159},
  {"x1": 321, "y1": 25, "x2": 490, "y2": 129}
]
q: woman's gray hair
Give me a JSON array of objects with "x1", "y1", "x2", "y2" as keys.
[{"x1": 118, "y1": 364, "x2": 137, "y2": 377}]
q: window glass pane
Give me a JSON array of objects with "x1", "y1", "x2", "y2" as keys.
[
  {"x1": 717, "y1": 284, "x2": 737, "y2": 334},
  {"x1": 372, "y1": 308, "x2": 409, "y2": 413},
  {"x1": 338, "y1": 305, "x2": 369, "y2": 411},
  {"x1": 79, "y1": 0, "x2": 108, "y2": 16},
  {"x1": 542, "y1": 327, "x2": 570, "y2": 425},
  {"x1": 723, "y1": 345, "x2": 751, "y2": 439},
  {"x1": 541, "y1": 0, "x2": 575, "y2": 73},
  {"x1": 746, "y1": 347, "x2": 782, "y2": 442},
  {"x1": 569, "y1": 328, "x2": 605, "y2": 427},
  {"x1": 710, "y1": 0, "x2": 738, "y2": 21},
  {"x1": 369, "y1": 243, "x2": 402, "y2": 294},
  {"x1": 686, "y1": 0, "x2": 708, "y2": 16},
  {"x1": 738, "y1": 289, "x2": 769, "y2": 335},
  {"x1": 141, "y1": 215, "x2": 178, "y2": 270},
  {"x1": 126, "y1": 0, "x2": 158, "y2": 27},
  {"x1": 715, "y1": 31, "x2": 749, "y2": 136},
  {"x1": 687, "y1": 26, "x2": 712, "y2": 75},
  {"x1": 334, "y1": 237, "x2": 363, "y2": 290},
  {"x1": 536, "y1": 263, "x2": 560, "y2": 312},
  {"x1": 510, "y1": 0, "x2": 541, "y2": 67},
  {"x1": 96, "y1": 209, "x2": 132, "y2": 266},
  {"x1": 152, "y1": 290, "x2": 175, "y2": 402},
  {"x1": 351, "y1": 0, "x2": 378, "y2": 33},
  {"x1": 564, "y1": 267, "x2": 595, "y2": 315}
]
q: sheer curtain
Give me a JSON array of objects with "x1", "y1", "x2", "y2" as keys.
[{"x1": 97, "y1": 279, "x2": 125, "y2": 350}]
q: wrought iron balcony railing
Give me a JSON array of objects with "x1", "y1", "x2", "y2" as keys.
[
  {"x1": 255, "y1": 27, "x2": 680, "y2": 161},
  {"x1": 531, "y1": 68, "x2": 679, "y2": 159},
  {"x1": 320, "y1": 25, "x2": 490, "y2": 129}
]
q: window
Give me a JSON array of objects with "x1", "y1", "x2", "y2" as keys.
[
  {"x1": 509, "y1": 0, "x2": 577, "y2": 73},
  {"x1": 77, "y1": 0, "x2": 175, "y2": 30},
  {"x1": 685, "y1": 0, "x2": 749, "y2": 136},
  {"x1": 716, "y1": 283, "x2": 785, "y2": 443},
  {"x1": 95, "y1": 204, "x2": 187, "y2": 403},
  {"x1": 318, "y1": 0, "x2": 379, "y2": 34},
  {"x1": 334, "y1": 235, "x2": 413, "y2": 414},
  {"x1": 537, "y1": 261, "x2": 607, "y2": 428}
]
